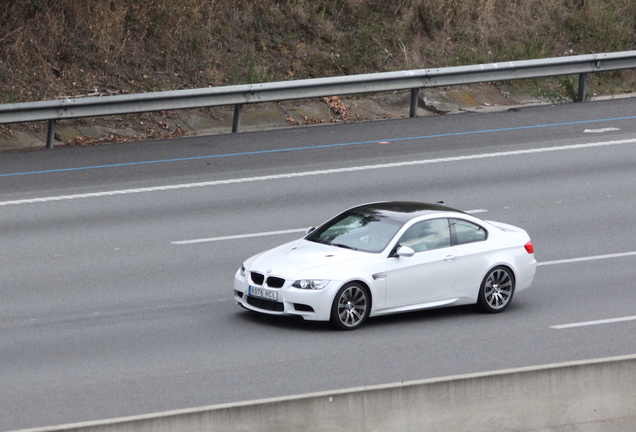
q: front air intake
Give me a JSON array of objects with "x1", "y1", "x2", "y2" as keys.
[
  {"x1": 293, "y1": 304, "x2": 315, "y2": 312},
  {"x1": 247, "y1": 296, "x2": 284, "y2": 312}
]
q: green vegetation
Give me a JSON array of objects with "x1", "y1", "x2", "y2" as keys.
[{"x1": 1, "y1": 0, "x2": 636, "y2": 104}]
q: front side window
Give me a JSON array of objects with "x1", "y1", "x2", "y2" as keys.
[
  {"x1": 398, "y1": 218, "x2": 451, "y2": 253},
  {"x1": 306, "y1": 211, "x2": 403, "y2": 253},
  {"x1": 451, "y1": 219, "x2": 487, "y2": 244}
]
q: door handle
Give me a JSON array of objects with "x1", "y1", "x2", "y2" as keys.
[{"x1": 444, "y1": 255, "x2": 457, "y2": 261}]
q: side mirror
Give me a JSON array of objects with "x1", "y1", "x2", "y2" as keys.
[
  {"x1": 396, "y1": 245, "x2": 415, "y2": 257},
  {"x1": 305, "y1": 227, "x2": 316, "y2": 235}
]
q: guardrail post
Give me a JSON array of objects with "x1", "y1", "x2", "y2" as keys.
[
  {"x1": 410, "y1": 89, "x2": 419, "y2": 118},
  {"x1": 46, "y1": 119, "x2": 56, "y2": 149},
  {"x1": 232, "y1": 104, "x2": 243, "y2": 133},
  {"x1": 578, "y1": 73, "x2": 587, "y2": 102}
]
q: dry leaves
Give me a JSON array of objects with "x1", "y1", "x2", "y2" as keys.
[
  {"x1": 285, "y1": 96, "x2": 351, "y2": 126},
  {"x1": 301, "y1": 115, "x2": 327, "y2": 124},
  {"x1": 324, "y1": 96, "x2": 350, "y2": 120},
  {"x1": 67, "y1": 124, "x2": 191, "y2": 147}
]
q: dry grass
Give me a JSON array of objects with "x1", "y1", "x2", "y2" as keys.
[{"x1": 1, "y1": 0, "x2": 636, "y2": 104}]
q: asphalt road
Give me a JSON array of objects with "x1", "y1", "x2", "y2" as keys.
[{"x1": 2, "y1": 98, "x2": 636, "y2": 430}]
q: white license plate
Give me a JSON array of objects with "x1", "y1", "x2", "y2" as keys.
[{"x1": 249, "y1": 286, "x2": 278, "y2": 301}]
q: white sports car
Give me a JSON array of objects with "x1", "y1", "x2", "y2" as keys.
[{"x1": 234, "y1": 202, "x2": 536, "y2": 330}]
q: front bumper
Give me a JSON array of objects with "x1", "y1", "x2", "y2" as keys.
[{"x1": 233, "y1": 271, "x2": 337, "y2": 322}]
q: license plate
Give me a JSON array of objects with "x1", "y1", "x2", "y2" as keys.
[{"x1": 249, "y1": 285, "x2": 278, "y2": 301}]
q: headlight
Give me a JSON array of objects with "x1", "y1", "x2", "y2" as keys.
[
  {"x1": 239, "y1": 264, "x2": 246, "y2": 277},
  {"x1": 292, "y1": 279, "x2": 330, "y2": 290}
]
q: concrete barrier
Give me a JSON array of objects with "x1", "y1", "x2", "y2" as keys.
[{"x1": 13, "y1": 354, "x2": 636, "y2": 432}]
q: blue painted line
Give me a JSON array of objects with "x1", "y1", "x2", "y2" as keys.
[{"x1": 2, "y1": 115, "x2": 635, "y2": 178}]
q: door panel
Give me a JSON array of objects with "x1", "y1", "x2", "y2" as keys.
[
  {"x1": 385, "y1": 218, "x2": 458, "y2": 307},
  {"x1": 386, "y1": 247, "x2": 459, "y2": 306}
]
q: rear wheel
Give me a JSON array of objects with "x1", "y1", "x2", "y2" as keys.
[
  {"x1": 477, "y1": 266, "x2": 515, "y2": 313},
  {"x1": 330, "y1": 283, "x2": 370, "y2": 330}
]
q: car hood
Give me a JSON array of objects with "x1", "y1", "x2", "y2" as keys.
[{"x1": 247, "y1": 239, "x2": 375, "y2": 279}]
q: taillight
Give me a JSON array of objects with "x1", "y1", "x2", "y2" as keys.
[{"x1": 524, "y1": 241, "x2": 534, "y2": 254}]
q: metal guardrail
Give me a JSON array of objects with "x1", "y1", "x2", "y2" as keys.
[{"x1": 2, "y1": 50, "x2": 636, "y2": 149}]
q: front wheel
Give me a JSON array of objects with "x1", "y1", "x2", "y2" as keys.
[
  {"x1": 477, "y1": 266, "x2": 515, "y2": 313},
  {"x1": 330, "y1": 283, "x2": 370, "y2": 330}
]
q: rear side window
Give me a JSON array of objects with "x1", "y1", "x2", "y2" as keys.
[
  {"x1": 451, "y1": 219, "x2": 487, "y2": 245},
  {"x1": 398, "y1": 218, "x2": 451, "y2": 252}
]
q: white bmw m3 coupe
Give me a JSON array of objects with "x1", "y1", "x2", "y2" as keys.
[{"x1": 234, "y1": 202, "x2": 536, "y2": 330}]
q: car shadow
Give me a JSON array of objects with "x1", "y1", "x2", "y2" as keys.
[
  {"x1": 233, "y1": 295, "x2": 532, "y2": 332},
  {"x1": 235, "y1": 308, "x2": 335, "y2": 332},
  {"x1": 366, "y1": 299, "x2": 533, "y2": 329}
]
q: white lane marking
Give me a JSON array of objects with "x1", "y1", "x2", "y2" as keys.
[
  {"x1": 171, "y1": 228, "x2": 307, "y2": 245},
  {"x1": 537, "y1": 251, "x2": 636, "y2": 266},
  {"x1": 172, "y1": 209, "x2": 489, "y2": 245},
  {"x1": 3, "y1": 137, "x2": 636, "y2": 206},
  {"x1": 584, "y1": 127, "x2": 620, "y2": 133},
  {"x1": 539, "y1": 252, "x2": 636, "y2": 330},
  {"x1": 551, "y1": 315, "x2": 636, "y2": 329},
  {"x1": 465, "y1": 209, "x2": 488, "y2": 214}
]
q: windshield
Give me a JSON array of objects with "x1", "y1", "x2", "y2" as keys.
[{"x1": 306, "y1": 211, "x2": 404, "y2": 253}]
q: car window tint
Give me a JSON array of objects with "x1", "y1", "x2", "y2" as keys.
[
  {"x1": 452, "y1": 219, "x2": 487, "y2": 244},
  {"x1": 307, "y1": 211, "x2": 403, "y2": 253},
  {"x1": 321, "y1": 214, "x2": 364, "y2": 237},
  {"x1": 398, "y1": 218, "x2": 451, "y2": 252}
]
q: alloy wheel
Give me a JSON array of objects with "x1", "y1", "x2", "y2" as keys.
[
  {"x1": 335, "y1": 284, "x2": 368, "y2": 329},
  {"x1": 483, "y1": 268, "x2": 513, "y2": 310}
]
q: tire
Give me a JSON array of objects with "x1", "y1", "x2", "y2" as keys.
[
  {"x1": 477, "y1": 266, "x2": 515, "y2": 313},
  {"x1": 330, "y1": 282, "x2": 370, "y2": 330}
]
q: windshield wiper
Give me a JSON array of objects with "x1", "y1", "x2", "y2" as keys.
[{"x1": 331, "y1": 243, "x2": 358, "y2": 251}]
